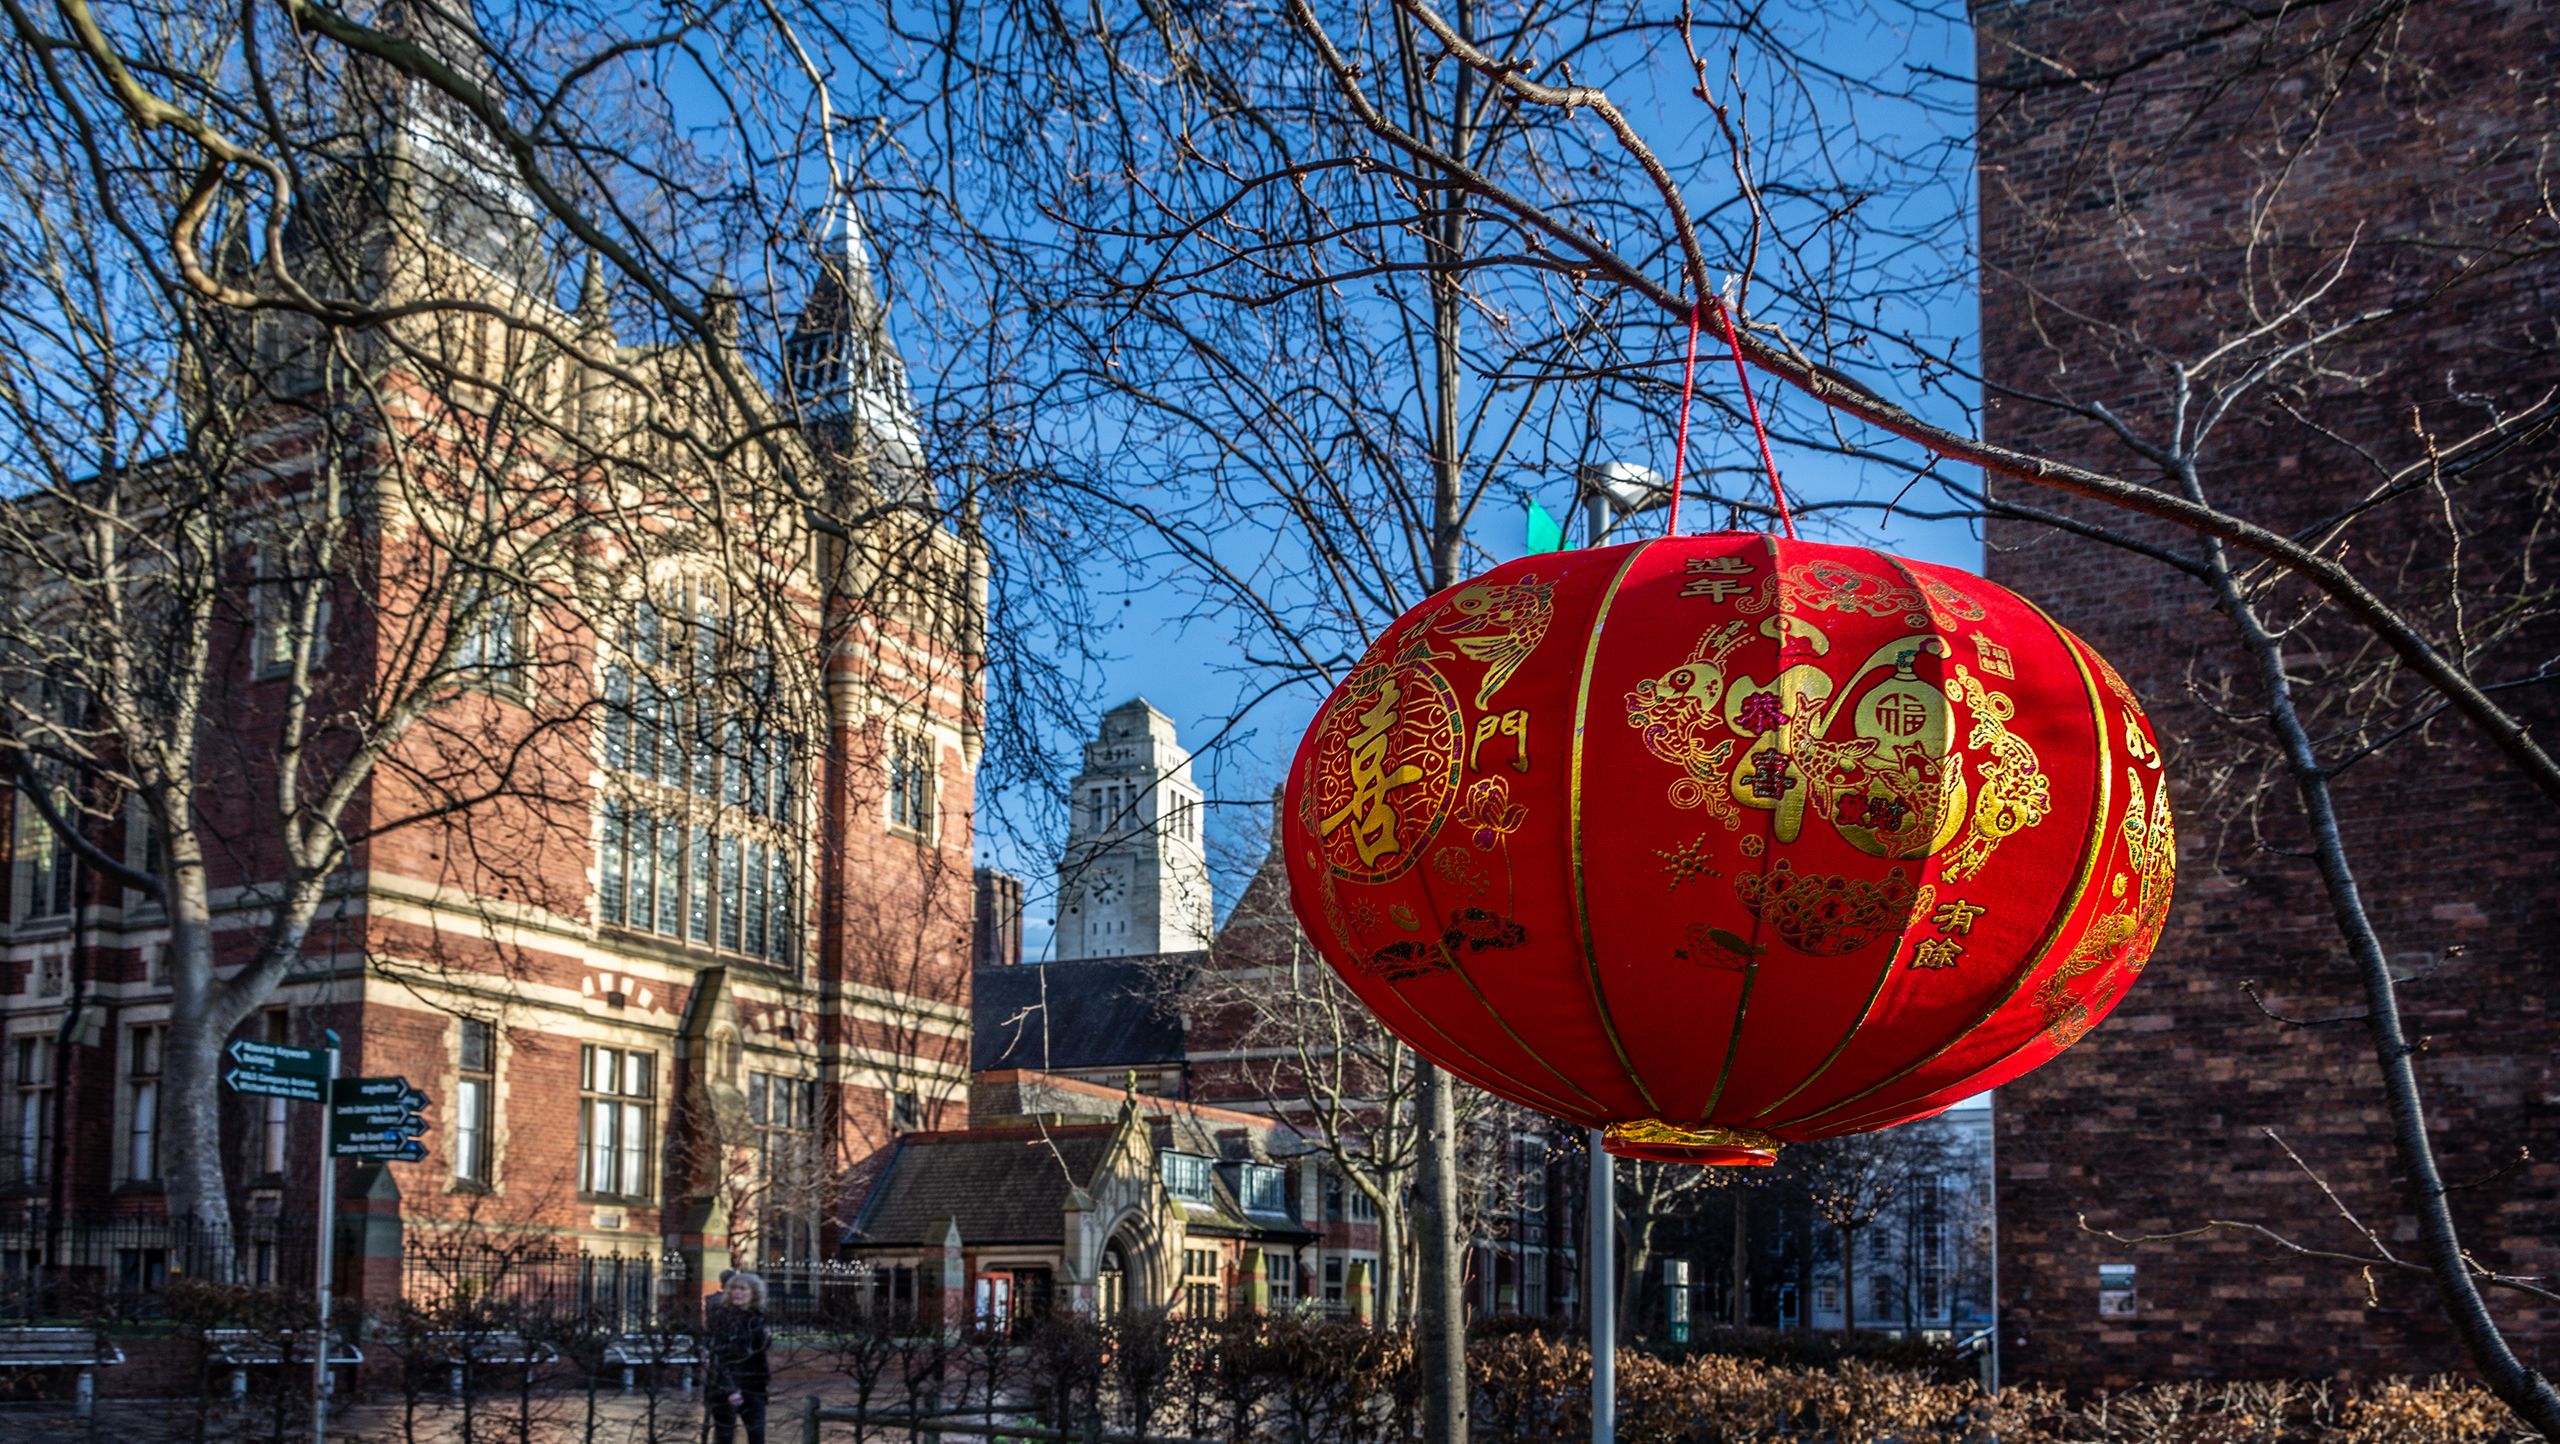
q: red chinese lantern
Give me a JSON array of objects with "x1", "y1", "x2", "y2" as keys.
[{"x1": 1281, "y1": 533, "x2": 2173, "y2": 1165}]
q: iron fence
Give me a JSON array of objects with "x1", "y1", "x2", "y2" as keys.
[
  {"x1": 401, "y1": 1233, "x2": 676, "y2": 1334},
  {"x1": 0, "y1": 1213, "x2": 323, "y2": 1321}
]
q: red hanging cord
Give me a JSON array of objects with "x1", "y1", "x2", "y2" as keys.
[
  {"x1": 1662, "y1": 300, "x2": 1705, "y2": 536},
  {"x1": 1712, "y1": 294, "x2": 1795, "y2": 539},
  {"x1": 1665, "y1": 291, "x2": 1797, "y2": 540}
]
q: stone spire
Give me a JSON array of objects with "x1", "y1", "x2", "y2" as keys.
[{"x1": 785, "y1": 194, "x2": 925, "y2": 491}]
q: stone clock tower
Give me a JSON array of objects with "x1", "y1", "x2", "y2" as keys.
[{"x1": 1054, "y1": 699, "x2": 1213, "y2": 960}]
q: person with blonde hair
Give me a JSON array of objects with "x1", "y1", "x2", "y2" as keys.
[{"x1": 708, "y1": 1271, "x2": 772, "y2": 1444}]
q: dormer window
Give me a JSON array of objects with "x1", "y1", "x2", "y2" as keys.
[
  {"x1": 1161, "y1": 1152, "x2": 1213, "y2": 1203},
  {"x1": 1239, "y1": 1163, "x2": 1287, "y2": 1216}
]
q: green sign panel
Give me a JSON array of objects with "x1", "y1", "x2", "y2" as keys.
[
  {"x1": 330, "y1": 1077, "x2": 430, "y2": 1161},
  {"x1": 226, "y1": 1038, "x2": 327, "y2": 1079},
  {"x1": 226, "y1": 1068, "x2": 325, "y2": 1102}
]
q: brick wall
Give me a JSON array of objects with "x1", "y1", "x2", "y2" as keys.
[{"x1": 1975, "y1": 0, "x2": 2560, "y2": 1385}]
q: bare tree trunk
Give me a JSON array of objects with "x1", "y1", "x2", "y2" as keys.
[
  {"x1": 1616, "y1": 1217, "x2": 1652, "y2": 1338},
  {"x1": 1377, "y1": 1203, "x2": 1403, "y2": 1330},
  {"x1": 1839, "y1": 1227, "x2": 1857, "y2": 1336},
  {"x1": 1413, "y1": 1062, "x2": 1466, "y2": 1442},
  {"x1": 2188, "y1": 477, "x2": 2560, "y2": 1437},
  {"x1": 1730, "y1": 1198, "x2": 1748, "y2": 1328},
  {"x1": 162, "y1": 862, "x2": 231, "y2": 1235}
]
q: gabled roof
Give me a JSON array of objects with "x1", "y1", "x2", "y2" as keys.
[
  {"x1": 843, "y1": 1124, "x2": 1120, "y2": 1249},
  {"x1": 971, "y1": 954, "x2": 1197, "y2": 1073}
]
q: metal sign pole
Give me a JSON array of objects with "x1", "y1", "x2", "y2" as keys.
[
  {"x1": 1590, "y1": 1129, "x2": 1614, "y2": 1444},
  {"x1": 1579, "y1": 486, "x2": 1625, "y2": 1444},
  {"x1": 314, "y1": 1031, "x2": 338, "y2": 1444}
]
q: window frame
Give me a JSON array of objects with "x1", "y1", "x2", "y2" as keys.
[
  {"x1": 454, "y1": 1017, "x2": 496, "y2": 1189},
  {"x1": 123, "y1": 1023, "x2": 164, "y2": 1185},
  {"x1": 1161, "y1": 1152, "x2": 1213, "y2": 1203},
  {"x1": 452, "y1": 577, "x2": 530, "y2": 695},
  {"x1": 576, "y1": 1044, "x2": 655, "y2": 1203},
  {"x1": 10, "y1": 1035, "x2": 51, "y2": 1190},
  {"x1": 596, "y1": 582, "x2": 801, "y2": 968},
  {"x1": 11, "y1": 782, "x2": 75, "y2": 929},
  {"x1": 885, "y1": 728, "x2": 937, "y2": 840},
  {"x1": 251, "y1": 543, "x2": 329, "y2": 680}
]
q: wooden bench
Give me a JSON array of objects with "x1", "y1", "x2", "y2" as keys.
[
  {"x1": 0, "y1": 1326, "x2": 123, "y2": 1416},
  {"x1": 203, "y1": 1328, "x2": 363, "y2": 1400},
  {"x1": 601, "y1": 1333, "x2": 699, "y2": 1393},
  {"x1": 427, "y1": 1331, "x2": 558, "y2": 1395}
]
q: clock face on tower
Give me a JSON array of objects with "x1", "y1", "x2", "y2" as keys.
[{"x1": 1089, "y1": 873, "x2": 1122, "y2": 906}]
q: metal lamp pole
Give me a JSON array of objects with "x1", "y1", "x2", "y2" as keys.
[{"x1": 1576, "y1": 461, "x2": 1666, "y2": 1444}]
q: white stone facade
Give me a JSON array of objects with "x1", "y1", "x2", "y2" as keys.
[{"x1": 1054, "y1": 699, "x2": 1213, "y2": 960}]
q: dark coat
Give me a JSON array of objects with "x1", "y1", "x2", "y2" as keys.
[{"x1": 708, "y1": 1306, "x2": 771, "y2": 1397}]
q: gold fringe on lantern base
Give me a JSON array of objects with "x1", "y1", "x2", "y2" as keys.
[{"x1": 1602, "y1": 1119, "x2": 1782, "y2": 1167}]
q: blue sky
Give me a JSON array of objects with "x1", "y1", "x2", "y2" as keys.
[{"x1": 937, "y1": 2, "x2": 1990, "y2": 962}]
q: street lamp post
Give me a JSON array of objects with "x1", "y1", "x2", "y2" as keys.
[{"x1": 1575, "y1": 461, "x2": 1669, "y2": 1444}]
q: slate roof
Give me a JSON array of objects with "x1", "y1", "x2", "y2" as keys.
[
  {"x1": 843, "y1": 1125, "x2": 1121, "y2": 1249},
  {"x1": 972, "y1": 955, "x2": 1198, "y2": 1073}
]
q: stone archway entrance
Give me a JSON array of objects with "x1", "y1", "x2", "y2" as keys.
[{"x1": 1099, "y1": 1234, "x2": 1132, "y2": 1317}]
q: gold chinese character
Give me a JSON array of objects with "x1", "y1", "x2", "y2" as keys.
[
  {"x1": 1469, "y1": 709, "x2": 1531, "y2": 773},
  {"x1": 1319, "y1": 681, "x2": 1425, "y2": 865},
  {"x1": 1908, "y1": 937, "x2": 1964, "y2": 971},
  {"x1": 1930, "y1": 900, "x2": 1987, "y2": 935},
  {"x1": 1681, "y1": 578, "x2": 1754, "y2": 602},
  {"x1": 1969, "y1": 631, "x2": 2014, "y2": 679},
  {"x1": 1684, "y1": 555, "x2": 1753, "y2": 576},
  {"x1": 1871, "y1": 693, "x2": 1931, "y2": 739}
]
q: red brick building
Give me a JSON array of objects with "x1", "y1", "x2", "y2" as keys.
[
  {"x1": 1976, "y1": 0, "x2": 2560, "y2": 1384},
  {"x1": 0, "y1": 0, "x2": 983, "y2": 1316}
]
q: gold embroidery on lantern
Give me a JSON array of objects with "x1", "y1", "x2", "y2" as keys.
[
  {"x1": 1656, "y1": 834, "x2": 1721, "y2": 891},
  {"x1": 1731, "y1": 862, "x2": 1918, "y2": 956},
  {"x1": 1969, "y1": 631, "x2": 2014, "y2": 679},
  {"x1": 1622, "y1": 620, "x2": 1752, "y2": 820},
  {"x1": 1719, "y1": 629, "x2": 1966, "y2": 858},
  {"x1": 1679, "y1": 923, "x2": 1764, "y2": 969},
  {"x1": 2034, "y1": 767, "x2": 2175, "y2": 1046},
  {"x1": 1941, "y1": 664, "x2": 2051, "y2": 882},
  {"x1": 1931, "y1": 900, "x2": 1987, "y2": 934},
  {"x1": 2125, "y1": 715, "x2": 2162, "y2": 770},
  {"x1": 1680, "y1": 552, "x2": 1755, "y2": 595},
  {"x1": 1452, "y1": 775, "x2": 1528, "y2": 851},
  {"x1": 1468, "y1": 708, "x2": 1531, "y2": 772},
  {"x1": 1727, "y1": 561, "x2": 1988, "y2": 629},
  {"x1": 1763, "y1": 606, "x2": 2117, "y2": 1134},
  {"x1": 1680, "y1": 552, "x2": 1758, "y2": 602},
  {"x1": 1307, "y1": 637, "x2": 1461, "y2": 883},
  {"x1": 1320, "y1": 680, "x2": 1425, "y2": 864},
  {"x1": 1908, "y1": 937, "x2": 1965, "y2": 971},
  {"x1": 1431, "y1": 846, "x2": 1491, "y2": 896},
  {"x1": 1436, "y1": 575, "x2": 1554, "y2": 708}
]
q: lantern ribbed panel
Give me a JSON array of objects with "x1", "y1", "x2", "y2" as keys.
[{"x1": 1281, "y1": 535, "x2": 2174, "y2": 1163}]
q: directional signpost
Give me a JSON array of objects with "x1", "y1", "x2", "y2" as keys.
[
  {"x1": 224, "y1": 1038, "x2": 328, "y2": 1100},
  {"x1": 223, "y1": 1035, "x2": 435, "y2": 1444},
  {"x1": 329, "y1": 1077, "x2": 431, "y2": 1163}
]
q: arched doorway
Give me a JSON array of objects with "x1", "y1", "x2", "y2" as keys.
[{"x1": 1099, "y1": 1240, "x2": 1128, "y2": 1317}]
